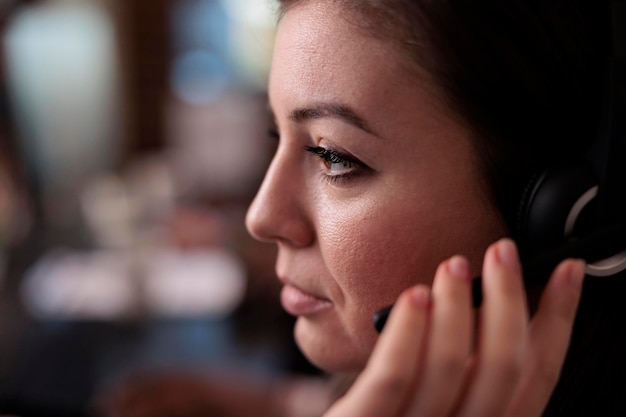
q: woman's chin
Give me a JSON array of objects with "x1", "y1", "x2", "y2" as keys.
[{"x1": 294, "y1": 315, "x2": 371, "y2": 373}]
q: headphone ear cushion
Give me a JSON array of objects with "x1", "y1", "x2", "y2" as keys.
[{"x1": 518, "y1": 161, "x2": 597, "y2": 257}]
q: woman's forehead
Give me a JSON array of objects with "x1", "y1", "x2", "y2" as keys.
[{"x1": 270, "y1": 4, "x2": 411, "y2": 115}]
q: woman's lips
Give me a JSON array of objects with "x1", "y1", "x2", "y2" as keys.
[{"x1": 280, "y1": 284, "x2": 332, "y2": 316}]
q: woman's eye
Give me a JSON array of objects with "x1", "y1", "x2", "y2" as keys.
[{"x1": 305, "y1": 145, "x2": 370, "y2": 183}]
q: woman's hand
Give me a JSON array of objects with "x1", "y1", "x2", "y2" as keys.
[{"x1": 324, "y1": 238, "x2": 585, "y2": 417}]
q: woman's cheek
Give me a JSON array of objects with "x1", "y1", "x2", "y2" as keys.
[{"x1": 318, "y1": 200, "x2": 437, "y2": 314}]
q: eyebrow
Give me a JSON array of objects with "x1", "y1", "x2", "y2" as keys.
[{"x1": 288, "y1": 102, "x2": 377, "y2": 136}]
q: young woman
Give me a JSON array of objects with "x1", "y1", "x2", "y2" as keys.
[{"x1": 246, "y1": 0, "x2": 626, "y2": 416}]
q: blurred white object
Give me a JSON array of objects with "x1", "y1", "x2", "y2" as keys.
[
  {"x1": 21, "y1": 246, "x2": 247, "y2": 320},
  {"x1": 21, "y1": 249, "x2": 135, "y2": 320},
  {"x1": 3, "y1": 1, "x2": 121, "y2": 194},
  {"x1": 143, "y1": 248, "x2": 246, "y2": 317}
]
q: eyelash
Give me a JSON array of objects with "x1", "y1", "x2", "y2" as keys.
[
  {"x1": 266, "y1": 127, "x2": 369, "y2": 184},
  {"x1": 305, "y1": 145, "x2": 368, "y2": 184}
]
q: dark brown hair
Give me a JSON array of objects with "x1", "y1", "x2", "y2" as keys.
[{"x1": 275, "y1": 1, "x2": 625, "y2": 415}]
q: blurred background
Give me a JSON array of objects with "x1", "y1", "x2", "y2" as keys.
[{"x1": 0, "y1": 0, "x2": 326, "y2": 416}]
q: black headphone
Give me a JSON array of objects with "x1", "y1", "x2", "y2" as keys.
[{"x1": 516, "y1": 0, "x2": 626, "y2": 280}]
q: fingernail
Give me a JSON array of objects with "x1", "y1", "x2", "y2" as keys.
[
  {"x1": 495, "y1": 239, "x2": 518, "y2": 267},
  {"x1": 568, "y1": 259, "x2": 586, "y2": 289},
  {"x1": 448, "y1": 256, "x2": 469, "y2": 280},
  {"x1": 410, "y1": 286, "x2": 431, "y2": 309}
]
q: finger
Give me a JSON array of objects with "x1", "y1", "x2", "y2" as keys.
[
  {"x1": 406, "y1": 256, "x2": 473, "y2": 417},
  {"x1": 504, "y1": 259, "x2": 585, "y2": 417},
  {"x1": 457, "y1": 239, "x2": 528, "y2": 417},
  {"x1": 325, "y1": 285, "x2": 431, "y2": 417}
]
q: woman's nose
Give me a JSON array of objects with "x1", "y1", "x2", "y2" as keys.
[{"x1": 245, "y1": 150, "x2": 314, "y2": 247}]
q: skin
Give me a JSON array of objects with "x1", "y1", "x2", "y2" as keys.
[
  {"x1": 246, "y1": 1, "x2": 505, "y2": 372},
  {"x1": 326, "y1": 247, "x2": 584, "y2": 416},
  {"x1": 247, "y1": 3, "x2": 585, "y2": 415}
]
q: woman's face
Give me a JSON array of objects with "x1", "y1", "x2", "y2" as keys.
[{"x1": 246, "y1": 2, "x2": 506, "y2": 372}]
